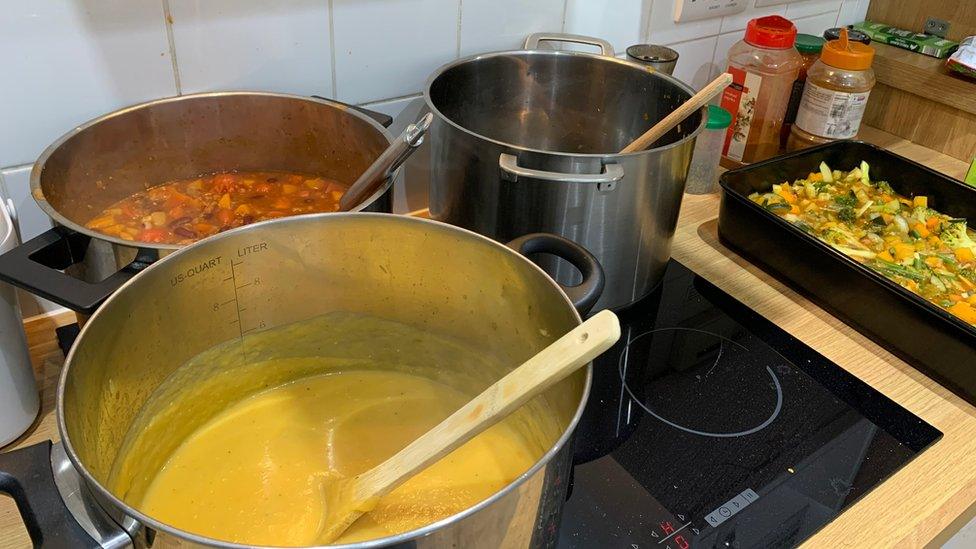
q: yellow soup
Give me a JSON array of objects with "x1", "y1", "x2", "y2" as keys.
[{"x1": 138, "y1": 370, "x2": 538, "y2": 546}]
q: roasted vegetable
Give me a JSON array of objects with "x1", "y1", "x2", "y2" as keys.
[{"x1": 749, "y1": 161, "x2": 976, "y2": 327}]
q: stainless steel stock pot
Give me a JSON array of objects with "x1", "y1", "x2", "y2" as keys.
[
  {"x1": 0, "y1": 92, "x2": 396, "y2": 315},
  {"x1": 0, "y1": 213, "x2": 604, "y2": 548},
  {"x1": 425, "y1": 33, "x2": 705, "y2": 310}
]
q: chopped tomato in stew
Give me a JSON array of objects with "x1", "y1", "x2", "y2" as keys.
[{"x1": 86, "y1": 171, "x2": 348, "y2": 245}]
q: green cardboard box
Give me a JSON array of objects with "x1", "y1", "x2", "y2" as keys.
[{"x1": 853, "y1": 21, "x2": 959, "y2": 58}]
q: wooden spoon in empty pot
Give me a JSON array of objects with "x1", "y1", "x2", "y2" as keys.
[{"x1": 317, "y1": 309, "x2": 621, "y2": 543}]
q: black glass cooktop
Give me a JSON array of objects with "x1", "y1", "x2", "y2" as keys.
[{"x1": 558, "y1": 260, "x2": 942, "y2": 549}]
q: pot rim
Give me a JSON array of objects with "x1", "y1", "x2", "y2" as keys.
[
  {"x1": 57, "y1": 212, "x2": 594, "y2": 548},
  {"x1": 424, "y1": 48, "x2": 707, "y2": 159},
  {"x1": 29, "y1": 91, "x2": 398, "y2": 251}
]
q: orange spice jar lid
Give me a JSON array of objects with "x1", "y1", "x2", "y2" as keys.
[{"x1": 821, "y1": 28, "x2": 875, "y2": 70}]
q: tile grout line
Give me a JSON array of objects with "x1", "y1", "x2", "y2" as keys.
[
  {"x1": 456, "y1": 0, "x2": 463, "y2": 58},
  {"x1": 328, "y1": 0, "x2": 338, "y2": 99},
  {"x1": 560, "y1": 0, "x2": 569, "y2": 34},
  {"x1": 642, "y1": 0, "x2": 654, "y2": 43},
  {"x1": 708, "y1": 27, "x2": 721, "y2": 81},
  {"x1": 161, "y1": 0, "x2": 182, "y2": 95}
]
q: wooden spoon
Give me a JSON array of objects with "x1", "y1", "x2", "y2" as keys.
[
  {"x1": 619, "y1": 72, "x2": 733, "y2": 154},
  {"x1": 317, "y1": 309, "x2": 621, "y2": 543}
]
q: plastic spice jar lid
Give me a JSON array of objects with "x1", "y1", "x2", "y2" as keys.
[
  {"x1": 744, "y1": 15, "x2": 798, "y2": 49},
  {"x1": 705, "y1": 105, "x2": 732, "y2": 130},
  {"x1": 821, "y1": 28, "x2": 875, "y2": 70},
  {"x1": 795, "y1": 33, "x2": 825, "y2": 55},
  {"x1": 824, "y1": 27, "x2": 871, "y2": 45}
]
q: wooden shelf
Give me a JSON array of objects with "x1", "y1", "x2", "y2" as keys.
[{"x1": 872, "y1": 42, "x2": 976, "y2": 116}]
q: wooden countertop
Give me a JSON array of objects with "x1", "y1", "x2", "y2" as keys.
[{"x1": 1, "y1": 126, "x2": 974, "y2": 548}]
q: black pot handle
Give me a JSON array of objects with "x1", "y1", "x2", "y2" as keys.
[
  {"x1": 507, "y1": 233, "x2": 605, "y2": 316},
  {"x1": 0, "y1": 441, "x2": 100, "y2": 548},
  {"x1": 310, "y1": 96, "x2": 394, "y2": 128},
  {"x1": 0, "y1": 227, "x2": 148, "y2": 315}
]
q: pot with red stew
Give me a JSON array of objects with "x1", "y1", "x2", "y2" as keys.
[{"x1": 0, "y1": 92, "x2": 397, "y2": 314}]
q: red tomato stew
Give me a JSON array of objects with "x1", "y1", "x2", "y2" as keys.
[{"x1": 85, "y1": 171, "x2": 349, "y2": 245}]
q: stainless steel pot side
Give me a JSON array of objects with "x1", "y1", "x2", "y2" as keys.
[
  {"x1": 0, "y1": 92, "x2": 397, "y2": 315},
  {"x1": 425, "y1": 33, "x2": 706, "y2": 310},
  {"x1": 0, "y1": 214, "x2": 599, "y2": 548}
]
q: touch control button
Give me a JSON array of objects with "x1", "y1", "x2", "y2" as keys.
[{"x1": 704, "y1": 489, "x2": 759, "y2": 528}]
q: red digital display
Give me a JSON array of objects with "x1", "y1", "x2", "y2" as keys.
[
  {"x1": 674, "y1": 534, "x2": 690, "y2": 549},
  {"x1": 660, "y1": 521, "x2": 675, "y2": 535}
]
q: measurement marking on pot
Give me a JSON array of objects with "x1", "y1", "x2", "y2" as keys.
[
  {"x1": 229, "y1": 259, "x2": 248, "y2": 361},
  {"x1": 171, "y1": 255, "x2": 223, "y2": 286},
  {"x1": 217, "y1": 256, "x2": 269, "y2": 363}
]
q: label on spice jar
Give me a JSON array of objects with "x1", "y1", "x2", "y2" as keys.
[
  {"x1": 794, "y1": 82, "x2": 871, "y2": 139},
  {"x1": 721, "y1": 67, "x2": 763, "y2": 162}
]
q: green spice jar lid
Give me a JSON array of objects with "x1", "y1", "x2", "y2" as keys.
[
  {"x1": 795, "y1": 33, "x2": 826, "y2": 54},
  {"x1": 706, "y1": 105, "x2": 732, "y2": 130}
]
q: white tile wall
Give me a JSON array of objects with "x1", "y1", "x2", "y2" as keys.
[
  {"x1": 169, "y1": 0, "x2": 333, "y2": 95},
  {"x1": 332, "y1": 0, "x2": 460, "y2": 104},
  {"x1": 837, "y1": 0, "x2": 870, "y2": 27},
  {"x1": 0, "y1": 0, "x2": 860, "y2": 318},
  {"x1": 712, "y1": 30, "x2": 746, "y2": 81},
  {"x1": 785, "y1": 0, "x2": 843, "y2": 20},
  {"x1": 564, "y1": 0, "x2": 649, "y2": 55},
  {"x1": 719, "y1": 4, "x2": 784, "y2": 34},
  {"x1": 460, "y1": 0, "x2": 565, "y2": 56},
  {"x1": 668, "y1": 36, "x2": 720, "y2": 89},
  {"x1": 647, "y1": 0, "x2": 722, "y2": 45},
  {"x1": 0, "y1": 0, "x2": 176, "y2": 168},
  {"x1": 794, "y1": 11, "x2": 842, "y2": 36}
]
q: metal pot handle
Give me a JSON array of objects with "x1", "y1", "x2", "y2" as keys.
[
  {"x1": 499, "y1": 153, "x2": 625, "y2": 185},
  {"x1": 0, "y1": 227, "x2": 149, "y2": 314},
  {"x1": 0, "y1": 441, "x2": 101, "y2": 548},
  {"x1": 523, "y1": 33, "x2": 615, "y2": 57},
  {"x1": 507, "y1": 233, "x2": 605, "y2": 315}
]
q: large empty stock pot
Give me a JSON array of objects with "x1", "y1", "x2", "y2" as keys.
[
  {"x1": 0, "y1": 213, "x2": 604, "y2": 548},
  {"x1": 0, "y1": 92, "x2": 397, "y2": 315},
  {"x1": 425, "y1": 33, "x2": 705, "y2": 310}
]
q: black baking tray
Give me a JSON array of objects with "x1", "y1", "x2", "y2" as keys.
[{"x1": 718, "y1": 140, "x2": 976, "y2": 404}]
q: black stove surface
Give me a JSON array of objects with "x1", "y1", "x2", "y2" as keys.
[{"x1": 558, "y1": 260, "x2": 941, "y2": 549}]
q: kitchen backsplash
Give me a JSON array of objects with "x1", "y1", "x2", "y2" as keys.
[{"x1": 1, "y1": 0, "x2": 868, "y2": 317}]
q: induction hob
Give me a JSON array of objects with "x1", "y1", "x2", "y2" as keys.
[{"x1": 557, "y1": 260, "x2": 942, "y2": 549}]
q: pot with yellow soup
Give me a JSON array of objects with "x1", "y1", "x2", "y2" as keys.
[{"x1": 0, "y1": 213, "x2": 606, "y2": 547}]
